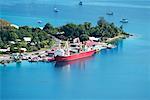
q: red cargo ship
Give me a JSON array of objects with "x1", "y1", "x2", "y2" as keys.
[{"x1": 55, "y1": 50, "x2": 96, "y2": 62}]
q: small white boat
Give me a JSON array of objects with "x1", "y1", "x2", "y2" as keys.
[
  {"x1": 37, "y1": 20, "x2": 42, "y2": 24},
  {"x1": 54, "y1": 8, "x2": 59, "y2": 12},
  {"x1": 107, "y1": 44, "x2": 116, "y2": 49},
  {"x1": 120, "y1": 18, "x2": 128, "y2": 23},
  {"x1": 93, "y1": 45, "x2": 107, "y2": 51},
  {"x1": 106, "y1": 11, "x2": 113, "y2": 15}
]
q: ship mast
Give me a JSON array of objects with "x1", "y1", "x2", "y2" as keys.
[{"x1": 65, "y1": 41, "x2": 70, "y2": 56}]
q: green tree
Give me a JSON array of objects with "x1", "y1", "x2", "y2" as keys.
[
  {"x1": 43, "y1": 23, "x2": 57, "y2": 34},
  {"x1": 10, "y1": 45, "x2": 19, "y2": 53},
  {"x1": 97, "y1": 17, "x2": 107, "y2": 26},
  {"x1": 9, "y1": 32, "x2": 19, "y2": 41},
  {"x1": 79, "y1": 34, "x2": 89, "y2": 42},
  {"x1": 83, "y1": 22, "x2": 92, "y2": 30},
  {"x1": 60, "y1": 23, "x2": 77, "y2": 38},
  {"x1": 0, "y1": 37, "x2": 4, "y2": 48},
  {"x1": 43, "y1": 23, "x2": 53, "y2": 30}
]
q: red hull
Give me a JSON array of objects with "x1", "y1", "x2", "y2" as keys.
[{"x1": 55, "y1": 50, "x2": 96, "y2": 62}]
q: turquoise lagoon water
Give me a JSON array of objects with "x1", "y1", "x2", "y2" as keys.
[{"x1": 0, "y1": 0, "x2": 150, "y2": 100}]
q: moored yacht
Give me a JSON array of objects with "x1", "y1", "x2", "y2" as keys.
[
  {"x1": 54, "y1": 8, "x2": 59, "y2": 12},
  {"x1": 120, "y1": 18, "x2": 128, "y2": 23},
  {"x1": 37, "y1": 20, "x2": 42, "y2": 24}
]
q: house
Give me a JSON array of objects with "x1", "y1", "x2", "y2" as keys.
[
  {"x1": 30, "y1": 42, "x2": 35, "y2": 46},
  {"x1": 73, "y1": 38, "x2": 80, "y2": 43},
  {"x1": 16, "y1": 39, "x2": 21, "y2": 42},
  {"x1": 0, "y1": 48, "x2": 10, "y2": 52},
  {"x1": 9, "y1": 41, "x2": 15, "y2": 44},
  {"x1": 20, "y1": 48, "x2": 27, "y2": 52},
  {"x1": 89, "y1": 37, "x2": 100, "y2": 42},
  {"x1": 56, "y1": 32, "x2": 65, "y2": 35},
  {"x1": 23, "y1": 37, "x2": 31, "y2": 42}
]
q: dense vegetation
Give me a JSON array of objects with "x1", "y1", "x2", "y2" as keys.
[
  {"x1": 56, "y1": 17, "x2": 128, "y2": 41},
  {"x1": 0, "y1": 20, "x2": 55, "y2": 53},
  {"x1": 0, "y1": 17, "x2": 128, "y2": 53}
]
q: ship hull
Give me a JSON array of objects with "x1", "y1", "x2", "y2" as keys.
[{"x1": 55, "y1": 50, "x2": 96, "y2": 62}]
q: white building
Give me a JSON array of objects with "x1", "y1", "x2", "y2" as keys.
[
  {"x1": 23, "y1": 37, "x2": 31, "y2": 42},
  {"x1": 89, "y1": 37, "x2": 100, "y2": 41},
  {"x1": 9, "y1": 41, "x2": 15, "y2": 44},
  {"x1": 0, "y1": 48, "x2": 10, "y2": 52}
]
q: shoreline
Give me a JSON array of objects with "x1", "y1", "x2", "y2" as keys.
[
  {"x1": 106, "y1": 34, "x2": 126, "y2": 43},
  {"x1": 105, "y1": 32, "x2": 133, "y2": 43},
  {"x1": 0, "y1": 34, "x2": 130, "y2": 66},
  {"x1": 0, "y1": 34, "x2": 128, "y2": 58},
  {"x1": 0, "y1": 18, "x2": 132, "y2": 65}
]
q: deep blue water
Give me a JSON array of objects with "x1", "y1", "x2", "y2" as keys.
[{"x1": 0, "y1": 0, "x2": 150, "y2": 100}]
